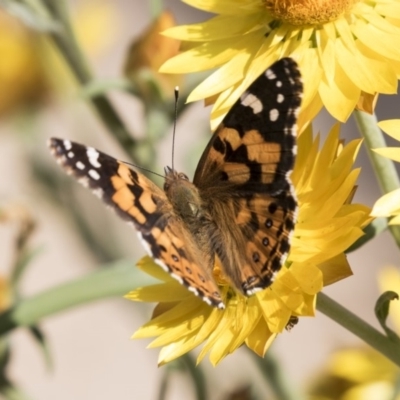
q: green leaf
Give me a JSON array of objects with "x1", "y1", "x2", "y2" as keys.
[
  {"x1": 0, "y1": 383, "x2": 36, "y2": 400},
  {"x1": 79, "y1": 78, "x2": 137, "y2": 99},
  {"x1": 346, "y1": 218, "x2": 387, "y2": 253},
  {"x1": 29, "y1": 326, "x2": 52, "y2": 371},
  {"x1": 0, "y1": 0, "x2": 60, "y2": 32},
  {"x1": 158, "y1": 354, "x2": 207, "y2": 400},
  {"x1": 375, "y1": 291, "x2": 400, "y2": 343},
  {"x1": 11, "y1": 246, "x2": 43, "y2": 289},
  {"x1": 0, "y1": 259, "x2": 157, "y2": 336}
]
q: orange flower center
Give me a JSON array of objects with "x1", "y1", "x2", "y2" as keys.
[{"x1": 264, "y1": 0, "x2": 357, "y2": 25}]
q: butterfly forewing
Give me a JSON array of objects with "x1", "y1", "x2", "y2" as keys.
[
  {"x1": 193, "y1": 57, "x2": 302, "y2": 295},
  {"x1": 48, "y1": 138, "x2": 223, "y2": 308}
]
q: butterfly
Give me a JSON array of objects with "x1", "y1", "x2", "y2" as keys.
[{"x1": 48, "y1": 57, "x2": 303, "y2": 310}]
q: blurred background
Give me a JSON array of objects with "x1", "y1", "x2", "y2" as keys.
[{"x1": 0, "y1": 0, "x2": 399, "y2": 399}]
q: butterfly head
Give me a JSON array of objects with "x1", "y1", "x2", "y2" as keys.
[{"x1": 164, "y1": 166, "x2": 203, "y2": 219}]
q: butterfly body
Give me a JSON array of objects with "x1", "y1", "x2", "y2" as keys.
[{"x1": 49, "y1": 58, "x2": 303, "y2": 309}]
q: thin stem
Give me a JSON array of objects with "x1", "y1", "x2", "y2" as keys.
[
  {"x1": 317, "y1": 293, "x2": 400, "y2": 367},
  {"x1": 249, "y1": 349, "x2": 304, "y2": 400},
  {"x1": 41, "y1": 0, "x2": 139, "y2": 159},
  {"x1": 353, "y1": 110, "x2": 400, "y2": 246},
  {"x1": 0, "y1": 260, "x2": 155, "y2": 336},
  {"x1": 180, "y1": 354, "x2": 207, "y2": 400}
]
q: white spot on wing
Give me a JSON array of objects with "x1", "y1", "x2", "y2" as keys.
[
  {"x1": 67, "y1": 151, "x2": 74, "y2": 158},
  {"x1": 92, "y1": 188, "x2": 104, "y2": 198},
  {"x1": 203, "y1": 296, "x2": 212, "y2": 306},
  {"x1": 137, "y1": 232, "x2": 152, "y2": 255},
  {"x1": 276, "y1": 81, "x2": 282, "y2": 87},
  {"x1": 63, "y1": 139, "x2": 72, "y2": 150},
  {"x1": 265, "y1": 68, "x2": 276, "y2": 79},
  {"x1": 88, "y1": 169, "x2": 101, "y2": 180},
  {"x1": 78, "y1": 176, "x2": 90, "y2": 188},
  {"x1": 87, "y1": 147, "x2": 101, "y2": 168},
  {"x1": 269, "y1": 109, "x2": 279, "y2": 121},
  {"x1": 246, "y1": 287, "x2": 264, "y2": 296},
  {"x1": 154, "y1": 258, "x2": 169, "y2": 272},
  {"x1": 188, "y1": 286, "x2": 199, "y2": 295},
  {"x1": 76, "y1": 161, "x2": 85, "y2": 170},
  {"x1": 277, "y1": 94, "x2": 284, "y2": 103},
  {"x1": 171, "y1": 272, "x2": 184, "y2": 284},
  {"x1": 240, "y1": 93, "x2": 263, "y2": 114}
]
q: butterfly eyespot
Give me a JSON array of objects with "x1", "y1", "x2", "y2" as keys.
[
  {"x1": 265, "y1": 218, "x2": 273, "y2": 228},
  {"x1": 252, "y1": 252, "x2": 260, "y2": 262},
  {"x1": 185, "y1": 266, "x2": 192, "y2": 274},
  {"x1": 198, "y1": 274, "x2": 206, "y2": 283},
  {"x1": 285, "y1": 219, "x2": 295, "y2": 230},
  {"x1": 213, "y1": 291, "x2": 221, "y2": 298},
  {"x1": 262, "y1": 237, "x2": 269, "y2": 246},
  {"x1": 172, "y1": 254, "x2": 179, "y2": 262},
  {"x1": 268, "y1": 203, "x2": 278, "y2": 214}
]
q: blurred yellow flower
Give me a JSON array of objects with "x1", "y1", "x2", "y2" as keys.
[
  {"x1": 160, "y1": 0, "x2": 400, "y2": 130},
  {"x1": 0, "y1": 11, "x2": 48, "y2": 116},
  {"x1": 0, "y1": 276, "x2": 11, "y2": 312},
  {"x1": 0, "y1": 2, "x2": 120, "y2": 117},
  {"x1": 308, "y1": 348, "x2": 400, "y2": 400},
  {"x1": 124, "y1": 10, "x2": 182, "y2": 99},
  {"x1": 126, "y1": 125, "x2": 371, "y2": 366},
  {"x1": 371, "y1": 119, "x2": 400, "y2": 223}
]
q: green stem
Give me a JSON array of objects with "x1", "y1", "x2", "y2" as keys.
[
  {"x1": 149, "y1": 0, "x2": 163, "y2": 19},
  {"x1": 249, "y1": 350, "x2": 304, "y2": 400},
  {"x1": 353, "y1": 110, "x2": 400, "y2": 246},
  {"x1": 0, "y1": 260, "x2": 155, "y2": 336},
  {"x1": 317, "y1": 293, "x2": 400, "y2": 367},
  {"x1": 41, "y1": 0, "x2": 139, "y2": 159},
  {"x1": 180, "y1": 354, "x2": 207, "y2": 400}
]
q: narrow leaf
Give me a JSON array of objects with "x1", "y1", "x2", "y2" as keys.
[
  {"x1": 375, "y1": 291, "x2": 400, "y2": 343},
  {"x1": 29, "y1": 326, "x2": 52, "y2": 370},
  {"x1": 0, "y1": 0, "x2": 60, "y2": 32}
]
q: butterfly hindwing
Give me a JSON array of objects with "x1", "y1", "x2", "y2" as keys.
[
  {"x1": 193, "y1": 58, "x2": 302, "y2": 295},
  {"x1": 48, "y1": 138, "x2": 223, "y2": 308}
]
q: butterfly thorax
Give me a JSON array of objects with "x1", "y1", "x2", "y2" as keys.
[{"x1": 164, "y1": 166, "x2": 206, "y2": 221}]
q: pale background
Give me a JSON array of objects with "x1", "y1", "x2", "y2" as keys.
[{"x1": 0, "y1": 1, "x2": 399, "y2": 399}]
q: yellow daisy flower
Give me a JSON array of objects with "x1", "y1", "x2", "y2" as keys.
[
  {"x1": 371, "y1": 119, "x2": 400, "y2": 223},
  {"x1": 125, "y1": 125, "x2": 371, "y2": 366},
  {"x1": 160, "y1": 0, "x2": 400, "y2": 130}
]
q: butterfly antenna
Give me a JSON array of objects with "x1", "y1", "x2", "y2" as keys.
[
  {"x1": 124, "y1": 162, "x2": 165, "y2": 179},
  {"x1": 171, "y1": 87, "x2": 179, "y2": 172}
]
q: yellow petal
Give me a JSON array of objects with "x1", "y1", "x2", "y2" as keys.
[
  {"x1": 371, "y1": 188, "x2": 400, "y2": 217},
  {"x1": 125, "y1": 282, "x2": 190, "y2": 303},
  {"x1": 351, "y1": 20, "x2": 400, "y2": 61},
  {"x1": 357, "y1": 92, "x2": 378, "y2": 114},
  {"x1": 318, "y1": 253, "x2": 353, "y2": 286},
  {"x1": 183, "y1": 0, "x2": 263, "y2": 15},
  {"x1": 318, "y1": 59, "x2": 359, "y2": 122},
  {"x1": 163, "y1": 13, "x2": 265, "y2": 41},
  {"x1": 290, "y1": 263, "x2": 323, "y2": 295},
  {"x1": 378, "y1": 119, "x2": 400, "y2": 141},
  {"x1": 245, "y1": 318, "x2": 276, "y2": 357},
  {"x1": 373, "y1": 147, "x2": 400, "y2": 162}
]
